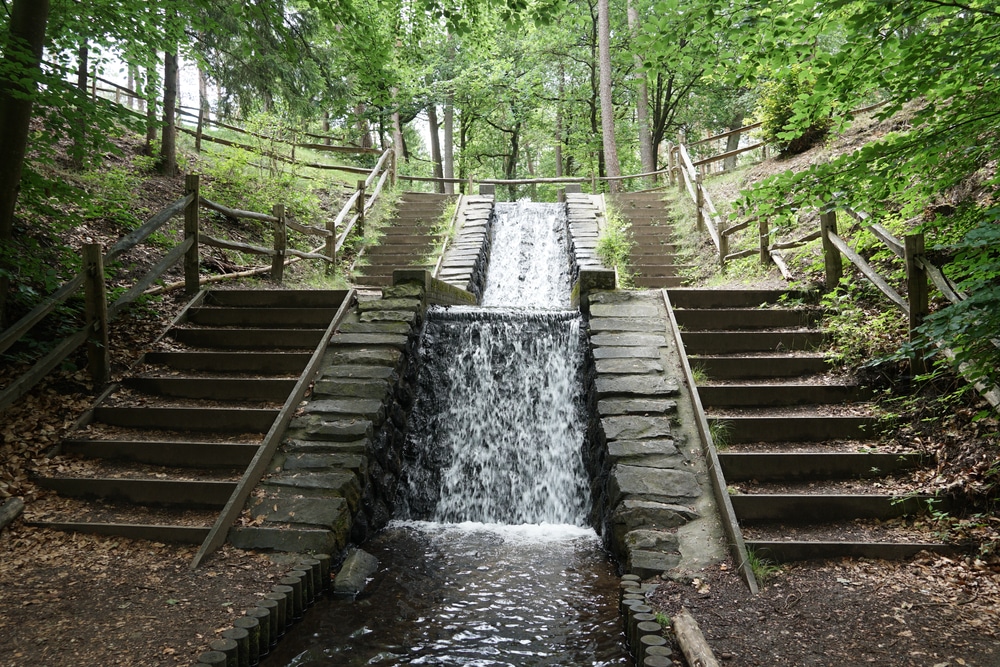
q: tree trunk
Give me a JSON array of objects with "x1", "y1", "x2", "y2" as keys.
[
  {"x1": 443, "y1": 98, "x2": 455, "y2": 195},
  {"x1": 391, "y1": 87, "x2": 405, "y2": 167},
  {"x1": 555, "y1": 65, "x2": 564, "y2": 179},
  {"x1": 71, "y1": 41, "x2": 89, "y2": 169},
  {"x1": 505, "y1": 122, "x2": 520, "y2": 200},
  {"x1": 597, "y1": 0, "x2": 621, "y2": 192},
  {"x1": 0, "y1": 0, "x2": 50, "y2": 326},
  {"x1": 196, "y1": 65, "x2": 209, "y2": 153},
  {"x1": 628, "y1": 0, "x2": 655, "y2": 182},
  {"x1": 159, "y1": 51, "x2": 179, "y2": 176},
  {"x1": 724, "y1": 112, "x2": 744, "y2": 171},
  {"x1": 427, "y1": 104, "x2": 444, "y2": 194},
  {"x1": 144, "y1": 62, "x2": 158, "y2": 153},
  {"x1": 355, "y1": 103, "x2": 372, "y2": 149},
  {"x1": 323, "y1": 111, "x2": 331, "y2": 145},
  {"x1": 127, "y1": 64, "x2": 136, "y2": 109}
]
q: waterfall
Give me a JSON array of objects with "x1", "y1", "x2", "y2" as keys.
[{"x1": 399, "y1": 201, "x2": 590, "y2": 526}]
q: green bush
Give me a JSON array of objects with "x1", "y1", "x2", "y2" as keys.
[{"x1": 755, "y1": 66, "x2": 833, "y2": 155}]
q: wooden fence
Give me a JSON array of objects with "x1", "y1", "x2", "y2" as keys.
[{"x1": 0, "y1": 148, "x2": 393, "y2": 412}]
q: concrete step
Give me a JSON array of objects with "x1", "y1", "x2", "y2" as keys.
[
  {"x1": 62, "y1": 439, "x2": 258, "y2": 468},
  {"x1": 370, "y1": 235, "x2": 435, "y2": 246},
  {"x1": 188, "y1": 306, "x2": 338, "y2": 328},
  {"x1": 144, "y1": 351, "x2": 311, "y2": 374},
  {"x1": 709, "y1": 415, "x2": 877, "y2": 443},
  {"x1": 689, "y1": 354, "x2": 831, "y2": 380},
  {"x1": 362, "y1": 253, "x2": 431, "y2": 267},
  {"x1": 668, "y1": 288, "x2": 815, "y2": 309},
  {"x1": 123, "y1": 377, "x2": 296, "y2": 402},
  {"x1": 681, "y1": 330, "x2": 825, "y2": 354},
  {"x1": 630, "y1": 264, "x2": 688, "y2": 277},
  {"x1": 354, "y1": 275, "x2": 393, "y2": 287},
  {"x1": 718, "y1": 452, "x2": 925, "y2": 482},
  {"x1": 674, "y1": 308, "x2": 821, "y2": 331},
  {"x1": 630, "y1": 244, "x2": 678, "y2": 255},
  {"x1": 730, "y1": 493, "x2": 932, "y2": 522},
  {"x1": 698, "y1": 383, "x2": 867, "y2": 407}
]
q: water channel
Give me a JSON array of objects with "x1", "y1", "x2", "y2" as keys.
[{"x1": 264, "y1": 202, "x2": 630, "y2": 666}]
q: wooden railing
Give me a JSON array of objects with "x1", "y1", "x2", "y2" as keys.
[{"x1": 0, "y1": 148, "x2": 394, "y2": 411}]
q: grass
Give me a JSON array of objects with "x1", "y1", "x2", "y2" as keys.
[
  {"x1": 596, "y1": 204, "x2": 636, "y2": 288},
  {"x1": 746, "y1": 549, "x2": 783, "y2": 584},
  {"x1": 709, "y1": 419, "x2": 732, "y2": 450}
]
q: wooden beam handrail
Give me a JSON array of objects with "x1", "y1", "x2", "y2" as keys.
[
  {"x1": 827, "y1": 230, "x2": 910, "y2": 313},
  {"x1": 200, "y1": 196, "x2": 280, "y2": 224},
  {"x1": 106, "y1": 238, "x2": 194, "y2": 321},
  {"x1": 0, "y1": 329, "x2": 90, "y2": 414},
  {"x1": 771, "y1": 230, "x2": 821, "y2": 250},
  {"x1": 105, "y1": 194, "x2": 193, "y2": 264},
  {"x1": 365, "y1": 148, "x2": 392, "y2": 190},
  {"x1": 692, "y1": 142, "x2": 765, "y2": 168},
  {"x1": 869, "y1": 222, "x2": 904, "y2": 258},
  {"x1": 917, "y1": 257, "x2": 967, "y2": 304},
  {"x1": 286, "y1": 218, "x2": 332, "y2": 238},
  {"x1": 688, "y1": 122, "x2": 764, "y2": 147}
]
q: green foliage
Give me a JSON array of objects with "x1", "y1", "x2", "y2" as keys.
[
  {"x1": 821, "y1": 279, "x2": 908, "y2": 370},
  {"x1": 596, "y1": 206, "x2": 635, "y2": 288},
  {"x1": 746, "y1": 550, "x2": 782, "y2": 584},
  {"x1": 754, "y1": 65, "x2": 832, "y2": 155}
]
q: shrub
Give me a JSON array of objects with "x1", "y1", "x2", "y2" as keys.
[{"x1": 755, "y1": 66, "x2": 833, "y2": 155}]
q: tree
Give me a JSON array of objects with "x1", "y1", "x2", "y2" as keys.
[
  {"x1": 0, "y1": 0, "x2": 50, "y2": 325},
  {"x1": 596, "y1": 0, "x2": 621, "y2": 189}
]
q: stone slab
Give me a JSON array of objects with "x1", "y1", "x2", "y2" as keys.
[
  {"x1": 293, "y1": 417, "x2": 372, "y2": 442},
  {"x1": 611, "y1": 499, "x2": 700, "y2": 534},
  {"x1": 357, "y1": 298, "x2": 422, "y2": 312},
  {"x1": 610, "y1": 465, "x2": 700, "y2": 503},
  {"x1": 321, "y1": 364, "x2": 395, "y2": 380},
  {"x1": 334, "y1": 548, "x2": 380, "y2": 595},
  {"x1": 626, "y1": 528, "x2": 680, "y2": 552},
  {"x1": 607, "y1": 439, "x2": 678, "y2": 459},
  {"x1": 592, "y1": 346, "x2": 662, "y2": 359},
  {"x1": 359, "y1": 310, "x2": 416, "y2": 323},
  {"x1": 594, "y1": 358, "x2": 664, "y2": 374},
  {"x1": 628, "y1": 549, "x2": 681, "y2": 579},
  {"x1": 382, "y1": 283, "x2": 423, "y2": 298},
  {"x1": 329, "y1": 333, "x2": 409, "y2": 348},
  {"x1": 596, "y1": 376, "x2": 679, "y2": 398},
  {"x1": 252, "y1": 493, "x2": 350, "y2": 532},
  {"x1": 590, "y1": 333, "x2": 667, "y2": 348},
  {"x1": 598, "y1": 399, "x2": 677, "y2": 415},
  {"x1": 338, "y1": 321, "x2": 412, "y2": 335},
  {"x1": 588, "y1": 317, "x2": 666, "y2": 333},
  {"x1": 284, "y1": 438, "x2": 368, "y2": 454},
  {"x1": 589, "y1": 303, "x2": 660, "y2": 318},
  {"x1": 304, "y1": 399, "x2": 384, "y2": 424},
  {"x1": 602, "y1": 415, "x2": 672, "y2": 440},
  {"x1": 313, "y1": 378, "x2": 389, "y2": 399},
  {"x1": 589, "y1": 291, "x2": 660, "y2": 304},
  {"x1": 325, "y1": 347, "x2": 402, "y2": 367},
  {"x1": 277, "y1": 452, "x2": 367, "y2": 475},
  {"x1": 229, "y1": 526, "x2": 338, "y2": 554},
  {"x1": 266, "y1": 471, "x2": 361, "y2": 512}
]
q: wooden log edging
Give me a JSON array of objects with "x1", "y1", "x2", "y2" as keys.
[
  {"x1": 193, "y1": 554, "x2": 332, "y2": 667},
  {"x1": 620, "y1": 576, "x2": 677, "y2": 666}
]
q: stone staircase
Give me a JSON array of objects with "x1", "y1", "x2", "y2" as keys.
[
  {"x1": 354, "y1": 192, "x2": 456, "y2": 287},
  {"x1": 669, "y1": 288, "x2": 946, "y2": 562},
  {"x1": 610, "y1": 192, "x2": 688, "y2": 289},
  {"x1": 28, "y1": 289, "x2": 350, "y2": 545}
]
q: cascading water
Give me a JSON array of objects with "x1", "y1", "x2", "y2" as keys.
[{"x1": 265, "y1": 202, "x2": 629, "y2": 666}]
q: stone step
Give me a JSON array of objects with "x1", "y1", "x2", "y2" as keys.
[
  {"x1": 61, "y1": 438, "x2": 258, "y2": 468},
  {"x1": 668, "y1": 288, "x2": 815, "y2": 309},
  {"x1": 205, "y1": 289, "x2": 348, "y2": 309},
  {"x1": 94, "y1": 406, "x2": 278, "y2": 432},
  {"x1": 709, "y1": 415, "x2": 877, "y2": 443},
  {"x1": 144, "y1": 351, "x2": 311, "y2": 374},
  {"x1": 630, "y1": 264, "x2": 688, "y2": 277},
  {"x1": 188, "y1": 306, "x2": 338, "y2": 328},
  {"x1": 718, "y1": 452, "x2": 925, "y2": 482},
  {"x1": 170, "y1": 327, "x2": 325, "y2": 349},
  {"x1": 123, "y1": 376, "x2": 296, "y2": 401},
  {"x1": 361, "y1": 253, "x2": 431, "y2": 266},
  {"x1": 35, "y1": 477, "x2": 237, "y2": 507},
  {"x1": 674, "y1": 307, "x2": 821, "y2": 331},
  {"x1": 371, "y1": 235, "x2": 435, "y2": 246},
  {"x1": 698, "y1": 383, "x2": 867, "y2": 407},
  {"x1": 681, "y1": 330, "x2": 825, "y2": 354},
  {"x1": 688, "y1": 354, "x2": 831, "y2": 380},
  {"x1": 730, "y1": 493, "x2": 933, "y2": 523}
]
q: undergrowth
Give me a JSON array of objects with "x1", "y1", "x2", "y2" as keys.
[{"x1": 596, "y1": 204, "x2": 635, "y2": 288}]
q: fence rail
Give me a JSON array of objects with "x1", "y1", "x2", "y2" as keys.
[{"x1": 1, "y1": 144, "x2": 394, "y2": 412}]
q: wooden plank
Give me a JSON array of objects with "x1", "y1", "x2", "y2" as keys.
[
  {"x1": 721, "y1": 218, "x2": 753, "y2": 237},
  {"x1": 674, "y1": 608, "x2": 721, "y2": 667},
  {"x1": 107, "y1": 238, "x2": 193, "y2": 320},
  {"x1": 201, "y1": 234, "x2": 274, "y2": 256},
  {"x1": 723, "y1": 248, "x2": 758, "y2": 261},
  {"x1": 296, "y1": 142, "x2": 383, "y2": 155},
  {"x1": 827, "y1": 231, "x2": 909, "y2": 312},
  {"x1": 104, "y1": 194, "x2": 193, "y2": 264},
  {"x1": 0, "y1": 329, "x2": 89, "y2": 413},
  {"x1": 771, "y1": 230, "x2": 821, "y2": 250},
  {"x1": 364, "y1": 148, "x2": 392, "y2": 189},
  {"x1": 0, "y1": 273, "x2": 83, "y2": 355},
  {"x1": 200, "y1": 196, "x2": 279, "y2": 223},
  {"x1": 286, "y1": 218, "x2": 332, "y2": 238},
  {"x1": 691, "y1": 142, "x2": 765, "y2": 168},
  {"x1": 688, "y1": 122, "x2": 763, "y2": 147},
  {"x1": 918, "y1": 257, "x2": 966, "y2": 304},
  {"x1": 870, "y1": 222, "x2": 904, "y2": 258},
  {"x1": 192, "y1": 289, "x2": 358, "y2": 568}
]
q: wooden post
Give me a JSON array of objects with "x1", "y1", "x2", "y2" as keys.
[
  {"x1": 324, "y1": 210, "x2": 336, "y2": 276},
  {"x1": 666, "y1": 142, "x2": 675, "y2": 185},
  {"x1": 719, "y1": 221, "x2": 729, "y2": 270},
  {"x1": 271, "y1": 204, "x2": 286, "y2": 283},
  {"x1": 389, "y1": 150, "x2": 397, "y2": 189},
  {"x1": 590, "y1": 172, "x2": 597, "y2": 193},
  {"x1": 820, "y1": 210, "x2": 842, "y2": 290},
  {"x1": 356, "y1": 180, "x2": 366, "y2": 240},
  {"x1": 184, "y1": 174, "x2": 200, "y2": 294},
  {"x1": 695, "y1": 173, "x2": 705, "y2": 231},
  {"x1": 675, "y1": 147, "x2": 684, "y2": 194},
  {"x1": 83, "y1": 243, "x2": 110, "y2": 386},
  {"x1": 759, "y1": 216, "x2": 771, "y2": 266},
  {"x1": 905, "y1": 232, "x2": 929, "y2": 375}
]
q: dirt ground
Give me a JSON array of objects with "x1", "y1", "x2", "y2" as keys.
[{"x1": 649, "y1": 554, "x2": 1000, "y2": 667}]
